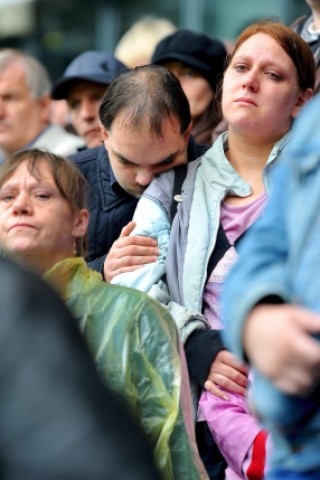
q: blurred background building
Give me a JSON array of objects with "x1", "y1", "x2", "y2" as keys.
[{"x1": 0, "y1": 0, "x2": 309, "y2": 81}]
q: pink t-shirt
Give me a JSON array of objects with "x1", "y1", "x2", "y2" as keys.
[
  {"x1": 202, "y1": 193, "x2": 267, "y2": 329},
  {"x1": 198, "y1": 193, "x2": 269, "y2": 478}
]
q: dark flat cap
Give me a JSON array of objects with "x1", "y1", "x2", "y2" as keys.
[{"x1": 152, "y1": 29, "x2": 227, "y2": 91}]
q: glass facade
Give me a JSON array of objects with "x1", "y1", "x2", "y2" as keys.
[{"x1": 0, "y1": 0, "x2": 310, "y2": 81}]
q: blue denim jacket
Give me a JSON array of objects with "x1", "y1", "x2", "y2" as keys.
[{"x1": 222, "y1": 94, "x2": 320, "y2": 474}]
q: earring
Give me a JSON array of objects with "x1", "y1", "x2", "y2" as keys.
[{"x1": 73, "y1": 241, "x2": 77, "y2": 256}]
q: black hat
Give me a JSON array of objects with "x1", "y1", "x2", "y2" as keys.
[
  {"x1": 52, "y1": 51, "x2": 128, "y2": 100},
  {"x1": 151, "y1": 29, "x2": 227, "y2": 91}
]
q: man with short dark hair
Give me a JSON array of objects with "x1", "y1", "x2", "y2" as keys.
[
  {"x1": 52, "y1": 51, "x2": 128, "y2": 148},
  {"x1": 70, "y1": 64, "x2": 205, "y2": 278}
]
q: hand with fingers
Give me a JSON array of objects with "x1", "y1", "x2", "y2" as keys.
[
  {"x1": 204, "y1": 349, "x2": 249, "y2": 401},
  {"x1": 103, "y1": 221, "x2": 160, "y2": 282},
  {"x1": 244, "y1": 304, "x2": 320, "y2": 395}
]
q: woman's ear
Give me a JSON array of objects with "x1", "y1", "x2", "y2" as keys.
[
  {"x1": 292, "y1": 88, "x2": 314, "y2": 118},
  {"x1": 183, "y1": 121, "x2": 193, "y2": 143},
  {"x1": 100, "y1": 121, "x2": 109, "y2": 142},
  {"x1": 72, "y1": 209, "x2": 89, "y2": 238},
  {"x1": 39, "y1": 94, "x2": 52, "y2": 124}
]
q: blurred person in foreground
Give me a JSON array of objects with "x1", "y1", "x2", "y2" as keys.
[
  {"x1": 0, "y1": 49, "x2": 84, "y2": 162},
  {"x1": 52, "y1": 51, "x2": 128, "y2": 148},
  {"x1": 222, "y1": 93, "x2": 320, "y2": 479},
  {"x1": 0, "y1": 148, "x2": 208, "y2": 480},
  {"x1": 0, "y1": 255, "x2": 159, "y2": 480}
]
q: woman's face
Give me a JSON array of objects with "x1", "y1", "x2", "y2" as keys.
[
  {"x1": 0, "y1": 160, "x2": 88, "y2": 272},
  {"x1": 222, "y1": 33, "x2": 307, "y2": 142},
  {"x1": 166, "y1": 61, "x2": 214, "y2": 119}
]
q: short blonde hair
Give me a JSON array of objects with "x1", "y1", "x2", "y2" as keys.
[{"x1": 115, "y1": 16, "x2": 177, "y2": 68}]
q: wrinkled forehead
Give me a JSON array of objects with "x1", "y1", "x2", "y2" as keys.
[{"x1": 0, "y1": 158, "x2": 55, "y2": 188}]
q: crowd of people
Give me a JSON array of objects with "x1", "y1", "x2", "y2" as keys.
[{"x1": 1, "y1": 2, "x2": 320, "y2": 479}]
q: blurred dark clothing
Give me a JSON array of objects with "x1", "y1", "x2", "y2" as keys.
[
  {"x1": 0, "y1": 256, "x2": 159, "y2": 480},
  {"x1": 291, "y1": 14, "x2": 320, "y2": 93},
  {"x1": 192, "y1": 106, "x2": 226, "y2": 148}
]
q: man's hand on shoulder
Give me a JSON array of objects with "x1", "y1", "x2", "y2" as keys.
[{"x1": 103, "y1": 221, "x2": 160, "y2": 282}]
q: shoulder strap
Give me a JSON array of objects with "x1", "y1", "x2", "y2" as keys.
[
  {"x1": 170, "y1": 164, "x2": 188, "y2": 222},
  {"x1": 206, "y1": 221, "x2": 255, "y2": 281},
  {"x1": 206, "y1": 223, "x2": 230, "y2": 280}
]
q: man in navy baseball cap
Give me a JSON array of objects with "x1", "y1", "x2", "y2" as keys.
[{"x1": 52, "y1": 51, "x2": 128, "y2": 148}]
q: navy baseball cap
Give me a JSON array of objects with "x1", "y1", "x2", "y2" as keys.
[{"x1": 52, "y1": 50, "x2": 128, "y2": 100}]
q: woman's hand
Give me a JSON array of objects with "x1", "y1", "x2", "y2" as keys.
[
  {"x1": 103, "y1": 221, "x2": 159, "y2": 282},
  {"x1": 204, "y1": 350, "x2": 248, "y2": 400}
]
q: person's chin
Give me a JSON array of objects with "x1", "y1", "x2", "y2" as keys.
[
  {"x1": 84, "y1": 129, "x2": 103, "y2": 148},
  {"x1": 0, "y1": 245, "x2": 28, "y2": 266},
  {"x1": 129, "y1": 190, "x2": 144, "y2": 199},
  {"x1": 124, "y1": 186, "x2": 145, "y2": 199}
]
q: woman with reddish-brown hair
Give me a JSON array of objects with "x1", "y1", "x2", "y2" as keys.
[{"x1": 110, "y1": 20, "x2": 316, "y2": 479}]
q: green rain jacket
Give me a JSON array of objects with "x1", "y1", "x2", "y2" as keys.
[{"x1": 44, "y1": 258, "x2": 208, "y2": 480}]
